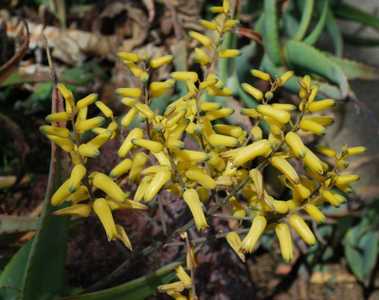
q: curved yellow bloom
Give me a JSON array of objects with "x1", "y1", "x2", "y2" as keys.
[
  {"x1": 171, "y1": 71, "x2": 198, "y2": 82},
  {"x1": 88, "y1": 131, "x2": 112, "y2": 148},
  {"x1": 149, "y1": 55, "x2": 173, "y2": 69},
  {"x1": 121, "y1": 107, "x2": 138, "y2": 128},
  {"x1": 95, "y1": 101, "x2": 113, "y2": 118},
  {"x1": 110, "y1": 159, "x2": 132, "y2": 177},
  {"x1": 205, "y1": 107, "x2": 234, "y2": 121},
  {"x1": 185, "y1": 168, "x2": 216, "y2": 189},
  {"x1": 118, "y1": 128, "x2": 144, "y2": 157},
  {"x1": 46, "y1": 112, "x2": 71, "y2": 122},
  {"x1": 226, "y1": 232, "x2": 245, "y2": 262},
  {"x1": 249, "y1": 168, "x2": 264, "y2": 200},
  {"x1": 40, "y1": 126, "x2": 70, "y2": 138},
  {"x1": 199, "y1": 19, "x2": 217, "y2": 30},
  {"x1": 257, "y1": 105, "x2": 291, "y2": 124},
  {"x1": 54, "y1": 204, "x2": 91, "y2": 217},
  {"x1": 272, "y1": 200, "x2": 289, "y2": 214},
  {"x1": 93, "y1": 198, "x2": 117, "y2": 241},
  {"x1": 251, "y1": 69, "x2": 270, "y2": 81},
  {"x1": 270, "y1": 157, "x2": 299, "y2": 184},
  {"x1": 135, "y1": 102, "x2": 155, "y2": 119},
  {"x1": 175, "y1": 266, "x2": 192, "y2": 288},
  {"x1": 116, "y1": 88, "x2": 142, "y2": 98},
  {"x1": 92, "y1": 172, "x2": 127, "y2": 202},
  {"x1": 303, "y1": 147, "x2": 324, "y2": 175},
  {"x1": 288, "y1": 214, "x2": 316, "y2": 245},
  {"x1": 66, "y1": 185, "x2": 89, "y2": 203},
  {"x1": 272, "y1": 103, "x2": 296, "y2": 111},
  {"x1": 250, "y1": 126, "x2": 263, "y2": 140},
  {"x1": 218, "y1": 49, "x2": 240, "y2": 58},
  {"x1": 76, "y1": 116, "x2": 105, "y2": 134},
  {"x1": 57, "y1": 83, "x2": 74, "y2": 113},
  {"x1": 144, "y1": 169, "x2": 171, "y2": 201},
  {"x1": 189, "y1": 31, "x2": 212, "y2": 48},
  {"x1": 209, "y1": 6, "x2": 225, "y2": 13},
  {"x1": 183, "y1": 189, "x2": 208, "y2": 231},
  {"x1": 117, "y1": 51, "x2": 140, "y2": 63},
  {"x1": 129, "y1": 152, "x2": 148, "y2": 181},
  {"x1": 275, "y1": 223, "x2": 293, "y2": 262},
  {"x1": 321, "y1": 190, "x2": 345, "y2": 206},
  {"x1": 317, "y1": 146, "x2": 337, "y2": 158},
  {"x1": 208, "y1": 134, "x2": 239, "y2": 148},
  {"x1": 308, "y1": 99, "x2": 335, "y2": 112},
  {"x1": 299, "y1": 119, "x2": 325, "y2": 135},
  {"x1": 78, "y1": 143, "x2": 100, "y2": 158},
  {"x1": 230, "y1": 139, "x2": 272, "y2": 166},
  {"x1": 241, "y1": 215, "x2": 267, "y2": 253},
  {"x1": 346, "y1": 146, "x2": 366, "y2": 156},
  {"x1": 132, "y1": 138, "x2": 164, "y2": 153},
  {"x1": 175, "y1": 149, "x2": 208, "y2": 163},
  {"x1": 214, "y1": 124, "x2": 243, "y2": 138},
  {"x1": 149, "y1": 79, "x2": 175, "y2": 97},
  {"x1": 133, "y1": 176, "x2": 152, "y2": 202},
  {"x1": 305, "y1": 115, "x2": 334, "y2": 126},
  {"x1": 194, "y1": 47, "x2": 211, "y2": 65},
  {"x1": 241, "y1": 83, "x2": 263, "y2": 101},
  {"x1": 293, "y1": 183, "x2": 311, "y2": 200},
  {"x1": 47, "y1": 135, "x2": 74, "y2": 152},
  {"x1": 126, "y1": 63, "x2": 149, "y2": 81},
  {"x1": 152, "y1": 151, "x2": 172, "y2": 168},
  {"x1": 278, "y1": 71, "x2": 294, "y2": 86},
  {"x1": 116, "y1": 224, "x2": 133, "y2": 250},
  {"x1": 285, "y1": 132, "x2": 306, "y2": 158},
  {"x1": 69, "y1": 164, "x2": 86, "y2": 192},
  {"x1": 335, "y1": 174, "x2": 359, "y2": 186},
  {"x1": 51, "y1": 178, "x2": 72, "y2": 206},
  {"x1": 76, "y1": 93, "x2": 97, "y2": 110},
  {"x1": 304, "y1": 204, "x2": 325, "y2": 223}
]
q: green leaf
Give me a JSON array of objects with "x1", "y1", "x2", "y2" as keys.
[
  {"x1": 284, "y1": 40, "x2": 349, "y2": 98},
  {"x1": 61, "y1": 262, "x2": 179, "y2": 300},
  {"x1": 335, "y1": 3, "x2": 379, "y2": 32},
  {"x1": 293, "y1": 0, "x2": 314, "y2": 41},
  {"x1": 304, "y1": 0, "x2": 329, "y2": 45},
  {"x1": 262, "y1": 0, "x2": 282, "y2": 65},
  {"x1": 282, "y1": 12, "x2": 299, "y2": 38},
  {"x1": 0, "y1": 216, "x2": 39, "y2": 234},
  {"x1": 0, "y1": 241, "x2": 32, "y2": 300},
  {"x1": 326, "y1": 10, "x2": 343, "y2": 57},
  {"x1": 326, "y1": 55, "x2": 379, "y2": 80}
]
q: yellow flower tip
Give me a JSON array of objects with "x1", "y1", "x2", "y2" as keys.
[
  {"x1": 199, "y1": 19, "x2": 217, "y2": 31},
  {"x1": 194, "y1": 47, "x2": 211, "y2": 65},
  {"x1": 278, "y1": 71, "x2": 294, "y2": 86},
  {"x1": 303, "y1": 147, "x2": 324, "y2": 175},
  {"x1": 230, "y1": 139, "x2": 272, "y2": 166},
  {"x1": 208, "y1": 133, "x2": 239, "y2": 148},
  {"x1": 95, "y1": 101, "x2": 113, "y2": 118},
  {"x1": 270, "y1": 157, "x2": 299, "y2": 184},
  {"x1": 116, "y1": 87, "x2": 142, "y2": 98},
  {"x1": 241, "y1": 83, "x2": 263, "y2": 101},
  {"x1": 39, "y1": 125, "x2": 70, "y2": 138},
  {"x1": 189, "y1": 31, "x2": 212, "y2": 48},
  {"x1": 288, "y1": 214, "x2": 316, "y2": 245},
  {"x1": 117, "y1": 51, "x2": 140, "y2": 63},
  {"x1": 209, "y1": 6, "x2": 225, "y2": 14},
  {"x1": 116, "y1": 224, "x2": 133, "y2": 251},
  {"x1": 171, "y1": 71, "x2": 198, "y2": 82},
  {"x1": 143, "y1": 169, "x2": 171, "y2": 201},
  {"x1": 149, "y1": 55, "x2": 173, "y2": 69},
  {"x1": 226, "y1": 232, "x2": 245, "y2": 262},
  {"x1": 299, "y1": 119, "x2": 325, "y2": 135},
  {"x1": 76, "y1": 93, "x2": 98, "y2": 110},
  {"x1": 78, "y1": 143, "x2": 100, "y2": 158},
  {"x1": 185, "y1": 168, "x2": 216, "y2": 190},
  {"x1": 132, "y1": 138, "x2": 164, "y2": 153},
  {"x1": 110, "y1": 158, "x2": 132, "y2": 177},
  {"x1": 51, "y1": 178, "x2": 72, "y2": 206},
  {"x1": 45, "y1": 112, "x2": 72, "y2": 123},
  {"x1": 285, "y1": 132, "x2": 306, "y2": 158},
  {"x1": 304, "y1": 204, "x2": 325, "y2": 224},
  {"x1": 54, "y1": 204, "x2": 91, "y2": 218},
  {"x1": 183, "y1": 189, "x2": 208, "y2": 231},
  {"x1": 251, "y1": 69, "x2": 271, "y2": 81},
  {"x1": 257, "y1": 105, "x2": 291, "y2": 124},
  {"x1": 93, "y1": 198, "x2": 117, "y2": 241},
  {"x1": 308, "y1": 99, "x2": 335, "y2": 112},
  {"x1": 275, "y1": 223, "x2": 293, "y2": 262},
  {"x1": 118, "y1": 128, "x2": 144, "y2": 158},
  {"x1": 218, "y1": 49, "x2": 240, "y2": 58},
  {"x1": 76, "y1": 116, "x2": 105, "y2": 134},
  {"x1": 346, "y1": 146, "x2": 366, "y2": 156},
  {"x1": 175, "y1": 266, "x2": 192, "y2": 288},
  {"x1": 92, "y1": 172, "x2": 127, "y2": 202},
  {"x1": 241, "y1": 215, "x2": 267, "y2": 253},
  {"x1": 68, "y1": 164, "x2": 87, "y2": 193}
]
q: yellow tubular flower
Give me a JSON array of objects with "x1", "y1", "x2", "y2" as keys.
[
  {"x1": 93, "y1": 198, "x2": 117, "y2": 241},
  {"x1": 294, "y1": 183, "x2": 311, "y2": 200},
  {"x1": 288, "y1": 214, "x2": 316, "y2": 245},
  {"x1": 110, "y1": 158, "x2": 132, "y2": 177},
  {"x1": 257, "y1": 105, "x2": 291, "y2": 124},
  {"x1": 251, "y1": 69, "x2": 271, "y2": 81},
  {"x1": 116, "y1": 88, "x2": 142, "y2": 98},
  {"x1": 121, "y1": 97, "x2": 138, "y2": 107},
  {"x1": 40, "y1": 126, "x2": 70, "y2": 138},
  {"x1": 68, "y1": 164, "x2": 86, "y2": 192},
  {"x1": 303, "y1": 147, "x2": 325, "y2": 175},
  {"x1": 208, "y1": 152, "x2": 226, "y2": 172},
  {"x1": 144, "y1": 169, "x2": 171, "y2": 201},
  {"x1": 121, "y1": 107, "x2": 138, "y2": 128},
  {"x1": 285, "y1": 132, "x2": 306, "y2": 158},
  {"x1": 88, "y1": 131, "x2": 112, "y2": 149},
  {"x1": 158, "y1": 281, "x2": 185, "y2": 294},
  {"x1": 251, "y1": 126, "x2": 263, "y2": 140},
  {"x1": 346, "y1": 146, "x2": 366, "y2": 156},
  {"x1": 149, "y1": 55, "x2": 173, "y2": 69},
  {"x1": 272, "y1": 103, "x2": 297, "y2": 111},
  {"x1": 308, "y1": 99, "x2": 335, "y2": 112},
  {"x1": 175, "y1": 266, "x2": 192, "y2": 288},
  {"x1": 214, "y1": 124, "x2": 243, "y2": 138},
  {"x1": 200, "y1": 101, "x2": 221, "y2": 112},
  {"x1": 241, "y1": 83, "x2": 263, "y2": 101},
  {"x1": 118, "y1": 128, "x2": 144, "y2": 157},
  {"x1": 226, "y1": 232, "x2": 245, "y2": 262},
  {"x1": 115, "y1": 224, "x2": 133, "y2": 250},
  {"x1": 76, "y1": 107, "x2": 88, "y2": 122},
  {"x1": 321, "y1": 190, "x2": 345, "y2": 206},
  {"x1": 208, "y1": 134, "x2": 239, "y2": 148},
  {"x1": 175, "y1": 149, "x2": 208, "y2": 163},
  {"x1": 308, "y1": 86, "x2": 319, "y2": 103},
  {"x1": 278, "y1": 71, "x2": 294, "y2": 86},
  {"x1": 223, "y1": 0, "x2": 230, "y2": 13},
  {"x1": 272, "y1": 200, "x2": 289, "y2": 214},
  {"x1": 305, "y1": 116, "x2": 334, "y2": 127},
  {"x1": 78, "y1": 143, "x2": 100, "y2": 158},
  {"x1": 224, "y1": 19, "x2": 239, "y2": 31},
  {"x1": 126, "y1": 63, "x2": 149, "y2": 81},
  {"x1": 205, "y1": 108, "x2": 234, "y2": 121},
  {"x1": 51, "y1": 178, "x2": 72, "y2": 206},
  {"x1": 317, "y1": 146, "x2": 337, "y2": 158},
  {"x1": 199, "y1": 19, "x2": 217, "y2": 30},
  {"x1": 241, "y1": 215, "x2": 267, "y2": 253},
  {"x1": 189, "y1": 31, "x2": 212, "y2": 48},
  {"x1": 230, "y1": 139, "x2": 272, "y2": 166},
  {"x1": 135, "y1": 103, "x2": 155, "y2": 119},
  {"x1": 149, "y1": 79, "x2": 175, "y2": 98},
  {"x1": 171, "y1": 71, "x2": 198, "y2": 82},
  {"x1": 133, "y1": 176, "x2": 151, "y2": 202},
  {"x1": 46, "y1": 112, "x2": 71, "y2": 122},
  {"x1": 76, "y1": 117, "x2": 105, "y2": 134},
  {"x1": 275, "y1": 223, "x2": 293, "y2": 262},
  {"x1": 132, "y1": 139, "x2": 164, "y2": 153},
  {"x1": 183, "y1": 189, "x2": 208, "y2": 231},
  {"x1": 299, "y1": 119, "x2": 325, "y2": 135},
  {"x1": 335, "y1": 174, "x2": 359, "y2": 186},
  {"x1": 218, "y1": 49, "x2": 240, "y2": 58},
  {"x1": 47, "y1": 135, "x2": 74, "y2": 152},
  {"x1": 270, "y1": 157, "x2": 299, "y2": 184},
  {"x1": 76, "y1": 93, "x2": 97, "y2": 109},
  {"x1": 249, "y1": 169, "x2": 264, "y2": 200},
  {"x1": 117, "y1": 51, "x2": 140, "y2": 63},
  {"x1": 54, "y1": 204, "x2": 91, "y2": 217},
  {"x1": 66, "y1": 185, "x2": 89, "y2": 203},
  {"x1": 209, "y1": 6, "x2": 224, "y2": 13},
  {"x1": 95, "y1": 101, "x2": 113, "y2": 118},
  {"x1": 129, "y1": 152, "x2": 148, "y2": 181},
  {"x1": 304, "y1": 204, "x2": 325, "y2": 223},
  {"x1": 92, "y1": 172, "x2": 127, "y2": 202},
  {"x1": 57, "y1": 83, "x2": 74, "y2": 113},
  {"x1": 194, "y1": 47, "x2": 211, "y2": 65},
  {"x1": 185, "y1": 168, "x2": 217, "y2": 189}
]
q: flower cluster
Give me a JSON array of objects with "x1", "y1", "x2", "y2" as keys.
[{"x1": 41, "y1": 0, "x2": 365, "y2": 298}]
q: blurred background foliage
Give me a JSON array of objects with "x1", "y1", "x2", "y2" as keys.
[{"x1": 0, "y1": 0, "x2": 379, "y2": 299}]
